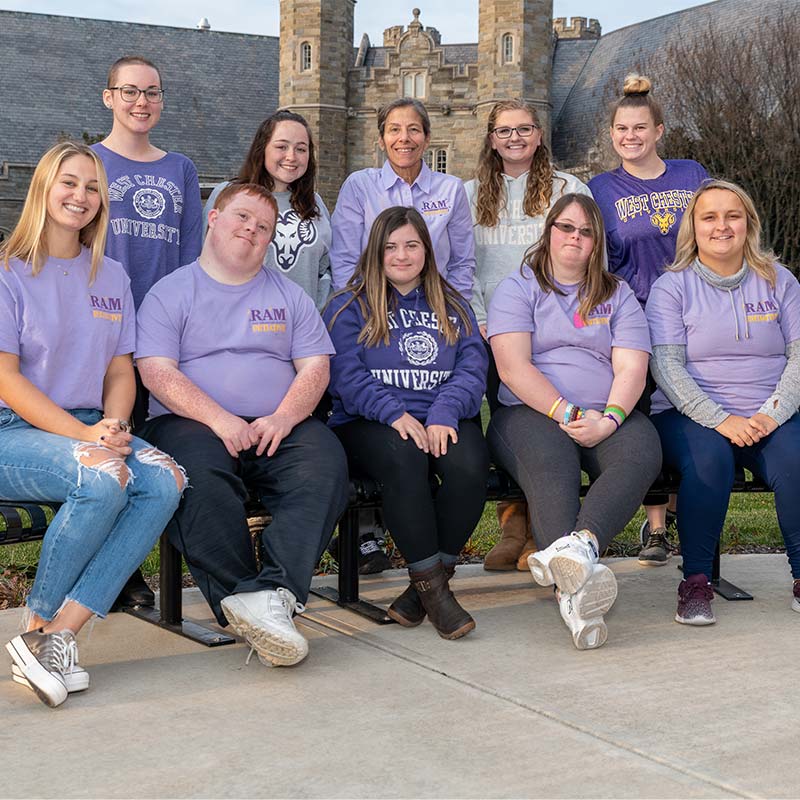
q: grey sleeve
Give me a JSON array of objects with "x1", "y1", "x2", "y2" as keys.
[
  {"x1": 758, "y1": 339, "x2": 800, "y2": 425},
  {"x1": 650, "y1": 344, "x2": 729, "y2": 428}
]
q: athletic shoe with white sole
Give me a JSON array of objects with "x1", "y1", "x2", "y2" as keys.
[
  {"x1": 675, "y1": 574, "x2": 715, "y2": 625},
  {"x1": 221, "y1": 587, "x2": 309, "y2": 667},
  {"x1": 5, "y1": 628, "x2": 78, "y2": 707},
  {"x1": 556, "y1": 564, "x2": 618, "y2": 650},
  {"x1": 528, "y1": 531, "x2": 599, "y2": 594},
  {"x1": 12, "y1": 662, "x2": 89, "y2": 693}
]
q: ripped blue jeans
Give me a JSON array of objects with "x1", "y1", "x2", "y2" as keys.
[{"x1": 0, "y1": 408, "x2": 185, "y2": 620}]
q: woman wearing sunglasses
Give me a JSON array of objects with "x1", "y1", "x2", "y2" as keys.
[
  {"x1": 465, "y1": 99, "x2": 591, "y2": 572},
  {"x1": 486, "y1": 194, "x2": 661, "y2": 650}
]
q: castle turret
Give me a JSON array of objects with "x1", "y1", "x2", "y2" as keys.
[
  {"x1": 476, "y1": 0, "x2": 554, "y2": 136},
  {"x1": 279, "y1": 0, "x2": 356, "y2": 205}
]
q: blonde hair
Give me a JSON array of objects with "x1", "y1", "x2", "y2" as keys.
[
  {"x1": 523, "y1": 193, "x2": 619, "y2": 324},
  {"x1": 610, "y1": 73, "x2": 664, "y2": 128},
  {"x1": 1, "y1": 141, "x2": 109, "y2": 284},
  {"x1": 326, "y1": 206, "x2": 472, "y2": 347},
  {"x1": 671, "y1": 179, "x2": 777, "y2": 284},
  {"x1": 474, "y1": 99, "x2": 565, "y2": 227}
]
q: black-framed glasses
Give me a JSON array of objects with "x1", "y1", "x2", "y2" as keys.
[
  {"x1": 108, "y1": 85, "x2": 165, "y2": 103},
  {"x1": 490, "y1": 124, "x2": 539, "y2": 139},
  {"x1": 552, "y1": 221, "x2": 594, "y2": 239}
]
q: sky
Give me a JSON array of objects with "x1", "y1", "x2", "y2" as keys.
[{"x1": 2, "y1": 0, "x2": 709, "y2": 40}]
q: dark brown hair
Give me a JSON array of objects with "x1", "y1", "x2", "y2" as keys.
[
  {"x1": 237, "y1": 111, "x2": 319, "y2": 221},
  {"x1": 523, "y1": 193, "x2": 619, "y2": 324},
  {"x1": 609, "y1": 74, "x2": 664, "y2": 127}
]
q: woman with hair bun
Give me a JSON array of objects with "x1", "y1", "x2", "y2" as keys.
[
  {"x1": 589, "y1": 74, "x2": 709, "y2": 565},
  {"x1": 646, "y1": 180, "x2": 800, "y2": 624},
  {"x1": 466, "y1": 99, "x2": 592, "y2": 572}
]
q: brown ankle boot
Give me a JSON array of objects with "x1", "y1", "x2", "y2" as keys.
[
  {"x1": 388, "y1": 565, "x2": 455, "y2": 627},
  {"x1": 484, "y1": 501, "x2": 529, "y2": 571},
  {"x1": 409, "y1": 562, "x2": 475, "y2": 640},
  {"x1": 516, "y1": 534, "x2": 538, "y2": 571}
]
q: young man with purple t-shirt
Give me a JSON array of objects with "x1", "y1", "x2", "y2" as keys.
[{"x1": 135, "y1": 184, "x2": 348, "y2": 667}]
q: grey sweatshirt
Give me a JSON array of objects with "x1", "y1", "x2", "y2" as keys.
[
  {"x1": 651, "y1": 259, "x2": 800, "y2": 427},
  {"x1": 203, "y1": 183, "x2": 332, "y2": 309},
  {"x1": 463, "y1": 170, "x2": 591, "y2": 326}
]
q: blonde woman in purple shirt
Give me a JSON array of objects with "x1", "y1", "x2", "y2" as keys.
[
  {"x1": 487, "y1": 194, "x2": 661, "y2": 650},
  {"x1": 647, "y1": 180, "x2": 800, "y2": 625},
  {"x1": 0, "y1": 142, "x2": 185, "y2": 708}
]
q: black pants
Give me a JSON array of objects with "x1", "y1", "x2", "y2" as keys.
[
  {"x1": 139, "y1": 415, "x2": 349, "y2": 625},
  {"x1": 335, "y1": 418, "x2": 489, "y2": 564}
]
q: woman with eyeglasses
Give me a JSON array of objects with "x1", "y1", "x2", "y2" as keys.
[
  {"x1": 92, "y1": 55, "x2": 203, "y2": 607},
  {"x1": 465, "y1": 99, "x2": 592, "y2": 572},
  {"x1": 588, "y1": 74, "x2": 709, "y2": 567},
  {"x1": 486, "y1": 193, "x2": 661, "y2": 650}
]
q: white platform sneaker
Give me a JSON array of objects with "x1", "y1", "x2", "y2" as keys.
[
  {"x1": 557, "y1": 563, "x2": 618, "y2": 650},
  {"x1": 528, "y1": 530, "x2": 599, "y2": 594}
]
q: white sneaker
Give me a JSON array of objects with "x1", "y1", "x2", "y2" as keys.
[
  {"x1": 5, "y1": 628, "x2": 78, "y2": 707},
  {"x1": 557, "y1": 564, "x2": 618, "y2": 650},
  {"x1": 12, "y1": 662, "x2": 89, "y2": 693},
  {"x1": 221, "y1": 588, "x2": 309, "y2": 667},
  {"x1": 529, "y1": 531, "x2": 599, "y2": 594}
]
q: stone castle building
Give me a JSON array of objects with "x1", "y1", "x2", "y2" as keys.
[{"x1": 0, "y1": 0, "x2": 793, "y2": 232}]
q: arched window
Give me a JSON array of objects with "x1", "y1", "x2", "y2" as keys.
[
  {"x1": 424, "y1": 148, "x2": 448, "y2": 174},
  {"x1": 502, "y1": 33, "x2": 514, "y2": 64},
  {"x1": 300, "y1": 41, "x2": 312, "y2": 71}
]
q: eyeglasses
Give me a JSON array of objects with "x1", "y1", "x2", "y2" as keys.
[
  {"x1": 490, "y1": 125, "x2": 539, "y2": 139},
  {"x1": 108, "y1": 85, "x2": 165, "y2": 103},
  {"x1": 552, "y1": 221, "x2": 594, "y2": 239}
]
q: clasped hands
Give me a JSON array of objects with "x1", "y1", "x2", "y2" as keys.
[
  {"x1": 211, "y1": 411, "x2": 294, "y2": 457},
  {"x1": 715, "y1": 412, "x2": 778, "y2": 447}
]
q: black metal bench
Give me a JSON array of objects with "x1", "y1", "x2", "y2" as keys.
[{"x1": 0, "y1": 464, "x2": 770, "y2": 645}]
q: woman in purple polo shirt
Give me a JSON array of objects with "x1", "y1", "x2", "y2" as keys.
[
  {"x1": 590, "y1": 74, "x2": 710, "y2": 567},
  {"x1": 647, "y1": 180, "x2": 800, "y2": 625},
  {"x1": 324, "y1": 207, "x2": 488, "y2": 640},
  {"x1": 487, "y1": 193, "x2": 661, "y2": 650},
  {"x1": 0, "y1": 142, "x2": 185, "y2": 708}
]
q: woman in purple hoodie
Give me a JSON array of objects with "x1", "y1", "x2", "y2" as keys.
[{"x1": 324, "y1": 206, "x2": 488, "y2": 640}]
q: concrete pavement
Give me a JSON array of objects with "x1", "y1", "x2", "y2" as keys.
[{"x1": 2, "y1": 554, "x2": 798, "y2": 798}]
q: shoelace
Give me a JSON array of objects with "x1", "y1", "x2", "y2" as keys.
[
  {"x1": 644, "y1": 531, "x2": 670, "y2": 550},
  {"x1": 682, "y1": 581, "x2": 713, "y2": 601},
  {"x1": 47, "y1": 631, "x2": 79, "y2": 676},
  {"x1": 244, "y1": 590, "x2": 306, "y2": 665}
]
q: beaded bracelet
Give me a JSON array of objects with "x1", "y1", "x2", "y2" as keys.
[
  {"x1": 604, "y1": 413, "x2": 620, "y2": 431},
  {"x1": 563, "y1": 402, "x2": 575, "y2": 425},
  {"x1": 569, "y1": 405, "x2": 585, "y2": 423},
  {"x1": 547, "y1": 396, "x2": 564, "y2": 419}
]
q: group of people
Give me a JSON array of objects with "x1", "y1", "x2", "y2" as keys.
[{"x1": 2, "y1": 56, "x2": 799, "y2": 708}]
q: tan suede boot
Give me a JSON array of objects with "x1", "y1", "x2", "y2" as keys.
[
  {"x1": 516, "y1": 505, "x2": 537, "y2": 571},
  {"x1": 484, "y1": 500, "x2": 529, "y2": 571}
]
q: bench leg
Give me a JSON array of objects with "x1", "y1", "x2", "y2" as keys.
[
  {"x1": 678, "y1": 540, "x2": 753, "y2": 600},
  {"x1": 309, "y1": 507, "x2": 393, "y2": 624},
  {"x1": 124, "y1": 533, "x2": 237, "y2": 645}
]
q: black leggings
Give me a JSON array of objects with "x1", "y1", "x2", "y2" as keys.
[{"x1": 335, "y1": 418, "x2": 489, "y2": 563}]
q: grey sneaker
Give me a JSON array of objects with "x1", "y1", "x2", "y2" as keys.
[
  {"x1": 221, "y1": 587, "x2": 309, "y2": 667},
  {"x1": 12, "y1": 662, "x2": 89, "y2": 693},
  {"x1": 638, "y1": 527, "x2": 672, "y2": 566},
  {"x1": 5, "y1": 628, "x2": 79, "y2": 707}
]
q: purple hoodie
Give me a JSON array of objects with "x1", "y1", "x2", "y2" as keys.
[{"x1": 324, "y1": 286, "x2": 487, "y2": 429}]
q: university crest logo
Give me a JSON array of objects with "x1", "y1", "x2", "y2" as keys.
[
  {"x1": 399, "y1": 331, "x2": 438, "y2": 366},
  {"x1": 133, "y1": 188, "x2": 166, "y2": 219}
]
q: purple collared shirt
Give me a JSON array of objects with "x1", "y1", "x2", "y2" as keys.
[{"x1": 330, "y1": 160, "x2": 475, "y2": 299}]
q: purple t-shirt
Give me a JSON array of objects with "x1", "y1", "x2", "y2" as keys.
[
  {"x1": 136, "y1": 262, "x2": 335, "y2": 419},
  {"x1": 0, "y1": 249, "x2": 135, "y2": 410},
  {"x1": 588, "y1": 160, "x2": 709, "y2": 304},
  {"x1": 488, "y1": 267, "x2": 651, "y2": 410},
  {"x1": 92, "y1": 143, "x2": 203, "y2": 308},
  {"x1": 647, "y1": 264, "x2": 800, "y2": 417}
]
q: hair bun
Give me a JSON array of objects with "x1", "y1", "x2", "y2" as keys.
[{"x1": 623, "y1": 74, "x2": 652, "y2": 96}]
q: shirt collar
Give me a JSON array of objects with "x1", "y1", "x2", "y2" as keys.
[{"x1": 380, "y1": 159, "x2": 433, "y2": 194}]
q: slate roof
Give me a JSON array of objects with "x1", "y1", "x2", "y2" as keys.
[
  {"x1": 0, "y1": 10, "x2": 279, "y2": 180},
  {"x1": 551, "y1": 0, "x2": 799, "y2": 168}
]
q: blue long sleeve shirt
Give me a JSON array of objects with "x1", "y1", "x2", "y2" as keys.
[{"x1": 324, "y1": 286, "x2": 488, "y2": 430}]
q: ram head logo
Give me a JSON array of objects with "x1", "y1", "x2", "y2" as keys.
[
  {"x1": 272, "y1": 209, "x2": 318, "y2": 271},
  {"x1": 650, "y1": 209, "x2": 676, "y2": 236}
]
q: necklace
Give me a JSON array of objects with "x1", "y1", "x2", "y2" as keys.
[{"x1": 57, "y1": 264, "x2": 69, "y2": 276}]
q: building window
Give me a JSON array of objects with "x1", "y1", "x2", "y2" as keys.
[
  {"x1": 424, "y1": 148, "x2": 448, "y2": 173},
  {"x1": 402, "y1": 71, "x2": 426, "y2": 99},
  {"x1": 502, "y1": 33, "x2": 514, "y2": 63},
  {"x1": 300, "y1": 42, "x2": 312, "y2": 71}
]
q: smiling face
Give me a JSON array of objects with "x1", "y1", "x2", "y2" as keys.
[
  {"x1": 207, "y1": 191, "x2": 276, "y2": 273},
  {"x1": 103, "y1": 63, "x2": 163, "y2": 136},
  {"x1": 490, "y1": 109, "x2": 541, "y2": 174},
  {"x1": 46, "y1": 154, "x2": 102, "y2": 236},
  {"x1": 264, "y1": 120, "x2": 310, "y2": 191},
  {"x1": 610, "y1": 106, "x2": 663, "y2": 166},
  {"x1": 693, "y1": 189, "x2": 748, "y2": 269},
  {"x1": 548, "y1": 202, "x2": 595, "y2": 277},
  {"x1": 383, "y1": 222, "x2": 426, "y2": 294},
  {"x1": 379, "y1": 106, "x2": 430, "y2": 175}
]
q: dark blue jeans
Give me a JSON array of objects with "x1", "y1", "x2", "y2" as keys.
[
  {"x1": 652, "y1": 410, "x2": 800, "y2": 580},
  {"x1": 139, "y1": 415, "x2": 349, "y2": 625}
]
